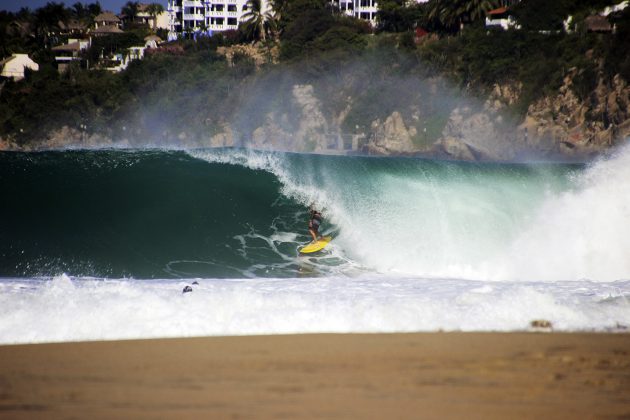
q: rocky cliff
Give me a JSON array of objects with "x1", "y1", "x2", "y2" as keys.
[{"x1": 3, "y1": 66, "x2": 629, "y2": 161}]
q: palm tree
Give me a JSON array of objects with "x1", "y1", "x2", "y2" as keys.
[
  {"x1": 145, "y1": 3, "x2": 164, "y2": 29},
  {"x1": 456, "y1": 0, "x2": 502, "y2": 23},
  {"x1": 34, "y1": 2, "x2": 69, "y2": 46},
  {"x1": 241, "y1": 0, "x2": 274, "y2": 42},
  {"x1": 87, "y1": 2, "x2": 102, "y2": 18},
  {"x1": 72, "y1": 2, "x2": 86, "y2": 19},
  {"x1": 427, "y1": 0, "x2": 502, "y2": 32},
  {"x1": 121, "y1": 1, "x2": 140, "y2": 25}
]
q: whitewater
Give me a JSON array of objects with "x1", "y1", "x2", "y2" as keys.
[{"x1": 1, "y1": 145, "x2": 629, "y2": 343}]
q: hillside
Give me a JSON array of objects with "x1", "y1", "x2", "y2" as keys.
[{"x1": 1, "y1": 0, "x2": 630, "y2": 161}]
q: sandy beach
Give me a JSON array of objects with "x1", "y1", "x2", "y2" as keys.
[{"x1": 1, "y1": 333, "x2": 629, "y2": 419}]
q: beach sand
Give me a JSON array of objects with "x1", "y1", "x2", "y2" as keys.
[{"x1": 1, "y1": 333, "x2": 629, "y2": 419}]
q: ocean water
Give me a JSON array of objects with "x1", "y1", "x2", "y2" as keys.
[{"x1": 1, "y1": 147, "x2": 629, "y2": 343}]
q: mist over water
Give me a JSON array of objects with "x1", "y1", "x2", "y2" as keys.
[{"x1": 125, "y1": 49, "x2": 530, "y2": 160}]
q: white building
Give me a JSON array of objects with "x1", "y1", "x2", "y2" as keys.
[
  {"x1": 52, "y1": 38, "x2": 91, "y2": 72},
  {"x1": 105, "y1": 46, "x2": 147, "y2": 73},
  {"x1": 168, "y1": 0, "x2": 387, "y2": 39},
  {"x1": 168, "y1": 0, "x2": 267, "y2": 38},
  {"x1": 0, "y1": 54, "x2": 39, "y2": 81},
  {"x1": 337, "y1": 0, "x2": 378, "y2": 25},
  {"x1": 485, "y1": 6, "x2": 520, "y2": 30},
  {"x1": 336, "y1": 0, "x2": 430, "y2": 25}
]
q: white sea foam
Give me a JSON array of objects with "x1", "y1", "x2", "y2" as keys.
[{"x1": 0, "y1": 274, "x2": 628, "y2": 344}]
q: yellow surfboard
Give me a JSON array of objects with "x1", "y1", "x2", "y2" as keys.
[{"x1": 299, "y1": 236, "x2": 332, "y2": 254}]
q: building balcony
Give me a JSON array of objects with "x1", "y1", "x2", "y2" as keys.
[
  {"x1": 207, "y1": 23, "x2": 237, "y2": 29},
  {"x1": 183, "y1": 13, "x2": 205, "y2": 20}
]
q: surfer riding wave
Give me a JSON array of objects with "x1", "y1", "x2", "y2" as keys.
[{"x1": 308, "y1": 207, "x2": 323, "y2": 243}]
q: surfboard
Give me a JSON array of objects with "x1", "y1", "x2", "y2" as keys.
[{"x1": 299, "y1": 236, "x2": 332, "y2": 254}]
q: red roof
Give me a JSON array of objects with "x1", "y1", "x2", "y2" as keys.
[
  {"x1": 488, "y1": 7, "x2": 508, "y2": 15},
  {"x1": 415, "y1": 27, "x2": 428, "y2": 37}
]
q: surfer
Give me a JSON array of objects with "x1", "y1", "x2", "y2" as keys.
[{"x1": 308, "y1": 208, "x2": 323, "y2": 243}]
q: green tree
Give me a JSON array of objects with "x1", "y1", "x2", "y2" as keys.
[
  {"x1": 87, "y1": 2, "x2": 102, "y2": 18},
  {"x1": 376, "y1": 0, "x2": 427, "y2": 33},
  {"x1": 241, "y1": 0, "x2": 274, "y2": 42},
  {"x1": 145, "y1": 3, "x2": 164, "y2": 29},
  {"x1": 427, "y1": 0, "x2": 502, "y2": 33},
  {"x1": 121, "y1": 1, "x2": 140, "y2": 25}
]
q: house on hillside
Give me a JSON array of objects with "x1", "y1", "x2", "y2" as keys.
[
  {"x1": 94, "y1": 12, "x2": 122, "y2": 29},
  {"x1": 52, "y1": 38, "x2": 91, "y2": 72},
  {"x1": 565, "y1": 1, "x2": 628, "y2": 32},
  {"x1": 485, "y1": 6, "x2": 520, "y2": 30},
  {"x1": 144, "y1": 35, "x2": 163, "y2": 49},
  {"x1": 0, "y1": 54, "x2": 39, "y2": 81},
  {"x1": 337, "y1": 0, "x2": 379, "y2": 25},
  {"x1": 104, "y1": 46, "x2": 146, "y2": 73},
  {"x1": 585, "y1": 15, "x2": 613, "y2": 33},
  {"x1": 135, "y1": 4, "x2": 170, "y2": 29},
  {"x1": 90, "y1": 25, "x2": 125, "y2": 37},
  {"x1": 601, "y1": 1, "x2": 629, "y2": 17}
]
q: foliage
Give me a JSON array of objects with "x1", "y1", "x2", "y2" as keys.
[
  {"x1": 85, "y1": 31, "x2": 147, "y2": 64},
  {"x1": 240, "y1": 0, "x2": 276, "y2": 42},
  {"x1": 376, "y1": 0, "x2": 426, "y2": 33},
  {"x1": 3, "y1": 0, "x2": 630, "y2": 148},
  {"x1": 426, "y1": 0, "x2": 503, "y2": 33}
]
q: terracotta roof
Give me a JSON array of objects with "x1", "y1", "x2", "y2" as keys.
[
  {"x1": 52, "y1": 41, "x2": 82, "y2": 51},
  {"x1": 415, "y1": 28, "x2": 428, "y2": 37},
  {"x1": 94, "y1": 12, "x2": 121, "y2": 23},
  {"x1": 59, "y1": 19, "x2": 88, "y2": 31},
  {"x1": 585, "y1": 15, "x2": 612, "y2": 32},
  {"x1": 487, "y1": 6, "x2": 509, "y2": 15},
  {"x1": 91, "y1": 25, "x2": 124, "y2": 34}
]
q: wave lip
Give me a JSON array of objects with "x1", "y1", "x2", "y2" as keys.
[{"x1": 189, "y1": 146, "x2": 630, "y2": 282}]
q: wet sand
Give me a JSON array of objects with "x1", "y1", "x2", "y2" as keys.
[{"x1": 1, "y1": 333, "x2": 629, "y2": 419}]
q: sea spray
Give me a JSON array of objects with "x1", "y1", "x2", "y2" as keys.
[{"x1": 0, "y1": 275, "x2": 628, "y2": 344}]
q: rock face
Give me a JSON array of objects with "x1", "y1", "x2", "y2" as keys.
[
  {"x1": 438, "y1": 107, "x2": 510, "y2": 161},
  {"x1": 520, "y1": 71, "x2": 630, "y2": 158},
  {"x1": 367, "y1": 111, "x2": 416, "y2": 155},
  {"x1": 5, "y1": 64, "x2": 630, "y2": 161},
  {"x1": 243, "y1": 84, "x2": 336, "y2": 152},
  {"x1": 291, "y1": 84, "x2": 332, "y2": 152}
]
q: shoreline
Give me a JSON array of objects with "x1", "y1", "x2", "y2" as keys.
[{"x1": 1, "y1": 332, "x2": 629, "y2": 419}]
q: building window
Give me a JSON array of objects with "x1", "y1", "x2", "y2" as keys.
[
  {"x1": 360, "y1": 0, "x2": 371, "y2": 7},
  {"x1": 216, "y1": 17, "x2": 224, "y2": 24},
  {"x1": 228, "y1": 17, "x2": 237, "y2": 25},
  {"x1": 360, "y1": 12, "x2": 370, "y2": 19},
  {"x1": 228, "y1": 4, "x2": 237, "y2": 11}
]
